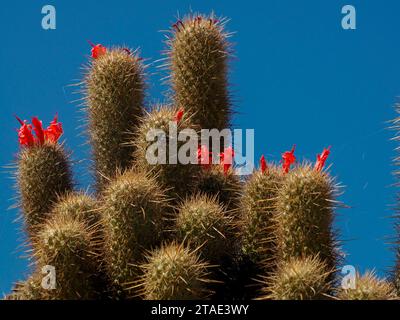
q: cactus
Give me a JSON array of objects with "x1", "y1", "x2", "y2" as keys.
[
  {"x1": 32, "y1": 212, "x2": 99, "y2": 299},
  {"x1": 84, "y1": 47, "x2": 145, "y2": 191},
  {"x1": 133, "y1": 105, "x2": 200, "y2": 199},
  {"x1": 167, "y1": 14, "x2": 231, "y2": 130},
  {"x1": 11, "y1": 13, "x2": 400, "y2": 302},
  {"x1": 175, "y1": 193, "x2": 234, "y2": 263},
  {"x1": 259, "y1": 255, "x2": 333, "y2": 300},
  {"x1": 137, "y1": 242, "x2": 213, "y2": 300},
  {"x1": 273, "y1": 164, "x2": 340, "y2": 272},
  {"x1": 337, "y1": 272, "x2": 398, "y2": 300},
  {"x1": 239, "y1": 162, "x2": 283, "y2": 266},
  {"x1": 16, "y1": 116, "x2": 73, "y2": 236},
  {"x1": 101, "y1": 170, "x2": 168, "y2": 296}
]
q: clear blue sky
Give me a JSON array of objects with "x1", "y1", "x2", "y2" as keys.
[{"x1": 1, "y1": 0, "x2": 400, "y2": 294}]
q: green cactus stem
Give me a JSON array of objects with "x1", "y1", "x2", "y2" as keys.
[
  {"x1": 84, "y1": 47, "x2": 145, "y2": 191},
  {"x1": 101, "y1": 170, "x2": 168, "y2": 296},
  {"x1": 167, "y1": 14, "x2": 232, "y2": 130},
  {"x1": 137, "y1": 242, "x2": 213, "y2": 300}
]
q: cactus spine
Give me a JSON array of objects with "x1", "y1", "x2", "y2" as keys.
[
  {"x1": 168, "y1": 14, "x2": 231, "y2": 130},
  {"x1": 85, "y1": 48, "x2": 145, "y2": 191}
]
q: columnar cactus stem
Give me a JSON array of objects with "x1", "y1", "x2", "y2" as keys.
[
  {"x1": 101, "y1": 170, "x2": 168, "y2": 296},
  {"x1": 137, "y1": 242, "x2": 213, "y2": 300},
  {"x1": 239, "y1": 162, "x2": 283, "y2": 266},
  {"x1": 259, "y1": 255, "x2": 332, "y2": 300},
  {"x1": 167, "y1": 14, "x2": 232, "y2": 130},
  {"x1": 175, "y1": 194, "x2": 234, "y2": 264},
  {"x1": 273, "y1": 164, "x2": 339, "y2": 272},
  {"x1": 133, "y1": 105, "x2": 200, "y2": 199},
  {"x1": 18, "y1": 143, "x2": 73, "y2": 235},
  {"x1": 32, "y1": 213, "x2": 99, "y2": 299},
  {"x1": 84, "y1": 47, "x2": 145, "y2": 191}
]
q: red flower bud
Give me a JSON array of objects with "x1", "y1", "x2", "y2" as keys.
[
  {"x1": 260, "y1": 154, "x2": 268, "y2": 173},
  {"x1": 281, "y1": 145, "x2": 296, "y2": 174},
  {"x1": 315, "y1": 146, "x2": 331, "y2": 172}
]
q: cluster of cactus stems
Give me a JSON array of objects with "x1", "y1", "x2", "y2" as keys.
[{"x1": 5, "y1": 13, "x2": 400, "y2": 300}]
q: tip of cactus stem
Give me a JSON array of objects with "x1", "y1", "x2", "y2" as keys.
[
  {"x1": 16, "y1": 115, "x2": 63, "y2": 147},
  {"x1": 88, "y1": 40, "x2": 107, "y2": 59},
  {"x1": 137, "y1": 242, "x2": 214, "y2": 300},
  {"x1": 281, "y1": 145, "x2": 296, "y2": 174},
  {"x1": 315, "y1": 146, "x2": 331, "y2": 172},
  {"x1": 260, "y1": 255, "x2": 333, "y2": 300},
  {"x1": 260, "y1": 155, "x2": 268, "y2": 173},
  {"x1": 338, "y1": 271, "x2": 398, "y2": 300}
]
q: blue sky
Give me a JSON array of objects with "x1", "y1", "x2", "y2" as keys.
[{"x1": 1, "y1": 0, "x2": 400, "y2": 294}]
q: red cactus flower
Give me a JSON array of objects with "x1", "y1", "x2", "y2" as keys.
[
  {"x1": 32, "y1": 117, "x2": 45, "y2": 144},
  {"x1": 197, "y1": 145, "x2": 212, "y2": 169},
  {"x1": 88, "y1": 40, "x2": 107, "y2": 59},
  {"x1": 315, "y1": 146, "x2": 331, "y2": 172},
  {"x1": 15, "y1": 116, "x2": 35, "y2": 147},
  {"x1": 260, "y1": 154, "x2": 268, "y2": 174},
  {"x1": 174, "y1": 108, "x2": 184, "y2": 123},
  {"x1": 44, "y1": 114, "x2": 63, "y2": 143},
  {"x1": 220, "y1": 146, "x2": 234, "y2": 174},
  {"x1": 281, "y1": 145, "x2": 296, "y2": 174},
  {"x1": 15, "y1": 114, "x2": 63, "y2": 147}
]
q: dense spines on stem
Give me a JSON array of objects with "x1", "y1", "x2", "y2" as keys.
[
  {"x1": 17, "y1": 142, "x2": 73, "y2": 235},
  {"x1": 175, "y1": 194, "x2": 234, "y2": 263},
  {"x1": 133, "y1": 105, "x2": 200, "y2": 199},
  {"x1": 338, "y1": 272, "x2": 398, "y2": 300},
  {"x1": 194, "y1": 165, "x2": 241, "y2": 212},
  {"x1": 259, "y1": 256, "x2": 332, "y2": 300},
  {"x1": 137, "y1": 242, "x2": 213, "y2": 300},
  {"x1": 101, "y1": 170, "x2": 168, "y2": 295},
  {"x1": 273, "y1": 164, "x2": 339, "y2": 272},
  {"x1": 51, "y1": 193, "x2": 99, "y2": 227},
  {"x1": 33, "y1": 213, "x2": 98, "y2": 299},
  {"x1": 167, "y1": 14, "x2": 232, "y2": 130},
  {"x1": 85, "y1": 47, "x2": 145, "y2": 191},
  {"x1": 5, "y1": 274, "x2": 44, "y2": 300},
  {"x1": 239, "y1": 164, "x2": 282, "y2": 266}
]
